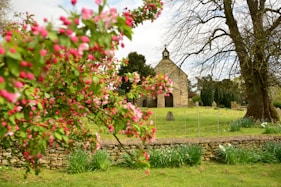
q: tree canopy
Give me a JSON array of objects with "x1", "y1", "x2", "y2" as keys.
[
  {"x1": 0, "y1": 0, "x2": 171, "y2": 175},
  {"x1": 118, "y1": 52, "x2": 156, "y2": 94},
  {"x1": 167, "y1": 0, "x2": 281, "y2": 122}
]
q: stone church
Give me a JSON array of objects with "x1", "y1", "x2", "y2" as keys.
[{"x1": 137, "y1": 47, "x2": 189, "y2": 108}]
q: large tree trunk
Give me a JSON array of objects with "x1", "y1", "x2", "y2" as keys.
[
  {"x1": 244, "y1": 73, "x2": 279, "y2": 122},
  {"x1": 224, "y1": 0, "x2": 279, "y2": 123}
]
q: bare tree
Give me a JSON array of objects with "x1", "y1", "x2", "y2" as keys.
[
  {"x1": 0, "y1": 0, "x2": 11, "y2": 31},
  {"x1": 166, "y1": 0, "x2": 281, "y2": 122}
]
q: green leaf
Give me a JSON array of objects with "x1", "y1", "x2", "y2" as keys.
[
  {"x1": 15, "y1": 112, "x2": 24, "y2": 120},
  {"x1": 0, "y1": 126, "x2": 5, "y2": 137},
  {"x1": 8, "y1": 115, "x2": 15, "y2": 124},
  {"x1": 7, "y1": 57, "x2": 20, "y2": 77},
  {"x1": 0, "y1": 81, "x2": 6, "y2": 89},
  {"x1": 92, "y1": 76, "x2": 99, "y2": 83},
  {"x1": 37, "y1": 102, "x2": 43, "y2": 110},
  {"x1": 48, "y1": 31, "x2": 58, "y2": 42},
  {"x1": 44, "y1": 92, "x2": 51, "y2": 98},
  {"x1": 74, "y1": 70, "x2": 80, "y2": 77},
  {"x1": 77, "y1": 94, "x2": 84, "y2": 101},
  {"x1": 54, "y1": 132, "x2": 62, "y2": 140},
  {"x1": 7, "y1": 51, "x2": 22, "y2": 61},
  {"x1": 19, "y1": 131, "x2": 26, "y2": 138},
  {"x1": 0, "y1": 96, "x2": 4, "y2": 105},
  {"x1": 62, "y1": 135, "x2": 69, "y2": 143}
]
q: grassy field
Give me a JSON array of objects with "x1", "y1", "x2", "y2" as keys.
[
  {"x1": 88, "y1": 107, "x2": 265, "y2": 140},
  {"x1": 1, "y1": 107, "x2": 280, "y2": 187},
  {"x1": 1, "y1": 162, "x2": 281, "y2": 187}
]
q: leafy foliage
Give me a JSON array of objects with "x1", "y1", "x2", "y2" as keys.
[
  {"x1": 262, "y1": 124, "x2": 281, "y2": 134},
  {"x1": 67, "y1": 150, "x2": 90, "y2": 174},
  {"x1": 120, "y1": 150, "x2": 150, "y2": 169},
  {"x1": 0, "y1": 0, "x2": 169, "y2": 175},
  {"x1": 89, "y1": 150, "x2": 112, "y2": 171},
  {"x1": 148, "y1": 144, "x2": 203, "y2": 168},
  {"x1": 197, "y1": 76, "x2": 242, "y2": 107},
  {"x1": 229, "y1": 121, "x2": 241, "y2": 132},
  {"x1": 118, "y1": 52, "x2": 156, "y2": 94},
  {"x1": 217, "y1": 142, "x2": 281, "y2": 165}
]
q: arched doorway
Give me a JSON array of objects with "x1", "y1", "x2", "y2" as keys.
[
  {"x1": 142, "y1": 100, "x2": 147, "y2": 107},
  {"x1": 165, "y1": 93, "x2": 173, "y2": 107}
]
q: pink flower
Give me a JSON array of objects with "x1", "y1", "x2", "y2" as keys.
[
  {"x1": 78, "y1": 43, "x2": 89, "y2": 55},
  {"x1": 0, "y1": 76, "x2": 4, "y2": 83},
  {"x1": 112, "y1": 35, "x2": 119, "y2": 41},
  {"x1": 1, "y1": 90, "x2": 21, "y2": 103},
  {"x1": 0, "y1": 89, "x2": 8, "y2": 97},
  {"x1": 10, "y1": 48, "x2": 16, "y2": 53},
  {"x1": 108, "y1": 125, "x2": 114, "y2": 133},
  {"x1": 2, "y1": 121, "x2": 7, "y2": 127},
  {"x1": 88, "y1": 54, "x2": 94, "y2": 60},
  {"x1": 0, "y1": 47, "x2": 5, "y2": 54},
  {"x1": 53, "y1": 45, "x2": 61, "y2": 52},
  {"x1": 15, "y1": 125, "x2": 20, "y2": 131},
  {"x1": 14, "y1": 81, "x2": 24, "y2": 88},
  {"x1": 80, "y1": 36, "x2": 90, "y2": 43},
  {"x1": 37, "y1": 153, "x2": 43, "y2": 159},
  {"x1": 71, "y1": 0, "x2": 77, "y2": 5},
  {"x1": 26, "y1": 73, "x2": 35, "y2": 80},
  {"x1": 20, "y1": 61, "x2": 28, "y2": 67},
  {"x1": 5, "y1": 35, "x2": 12, "y2": 42},
  {"x1": 19, "y1": 71, "x2": 27, "y2": 78},
  {"x1": 95, "y1": 0, "x2": 102, "y2": 5},
  {"x1": 71, "y1": 36, "x2": 78, "y2": 42},
  {"x1": 74, "y1": 18, "x2": 79, "y2": 25},
  {"x1": 66, "y1": 29, "x2": 73, "y2": 36},
  {"x1": 82, "y1": 8, "x2": 93, "y2": 19},
  {"x1": 40, "y1": 49, "x2": 47, "y2": 56}
]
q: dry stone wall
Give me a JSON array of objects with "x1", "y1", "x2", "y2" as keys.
[{"x1": 1, "y1": 135, "x2": 281, "y2": 169}]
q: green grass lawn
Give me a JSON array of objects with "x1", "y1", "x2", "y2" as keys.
[
  {"x1": 1, "y1": 162, "x2": 281, "y2": 187},
  {"x1": 88, "y1": 107, "x2": 265, "y2": 140},
  {"x1": 1, "y1": 107, "x2": 280, "y2": 187}
]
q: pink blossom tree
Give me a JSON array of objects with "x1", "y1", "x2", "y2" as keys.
[{"x1": 0, "y1": 0, "x2": 171, "y2": 175}]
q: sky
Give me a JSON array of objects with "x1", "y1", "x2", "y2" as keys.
[{"x1": 9, "y1": 0, "x2": 173, "y2": 68}]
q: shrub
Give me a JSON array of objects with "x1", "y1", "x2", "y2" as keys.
[
  {"x1": 178, "y1": 144, "x2": 202, "y2": 166},
  {"x1": 121, "y1": 151, "x2": 149, "y2": 169},
  {"x1": 89, "y1": 150, "x2": 112, "y2": 171},
  {"x1": 262, "y1": 125, "x2": 281, "y2": 134},
  {"x1": 217, "y1": 144, "x2": 259, "y2": 164},
  {"x1": 263, "y1": 142, "x2": 281, "y2": 162},
  {"x1": 149, "y1": 144, "x2": 203, "y2": 168},
  {"x1": 192, "y1": 95, "x2": 201, "y2": 103},
  {"x1": 239, "y1": 118, "x2": 254, "y2": 128},
  {"x1": 259, "y1": 151, "x2": 279, "y2": 163},
  {"x1": 148, "y1": 149, "x2": 170, "y2": 168},
  {"x1": 273, "y1": 101, "x2": 281, "y2": 109},
  {"x1": 229, "y1": 121, "x2": 241, "y2": 132},
  {"x1": 67, "y1": 150, "x2": 90, "y2": 174}
]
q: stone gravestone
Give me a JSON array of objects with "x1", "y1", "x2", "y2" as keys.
[
  {"x1": 212, "y1": 101, "x2": 217, "y2": 108},
  {"x1": 166, "y1": 111, "x2": 175, "y2": 121}
]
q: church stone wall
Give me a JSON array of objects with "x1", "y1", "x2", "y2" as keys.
[
  {"x1": 155, "y1": 59, "x2": 188, "y2": 108},
  {"x1": 136, "y1": 47, "x2": 189, "y2": 108}
]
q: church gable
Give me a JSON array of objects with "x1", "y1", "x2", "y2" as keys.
[{"x1": 137, "y1": 47, "x2": 189, "y2": 108}]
